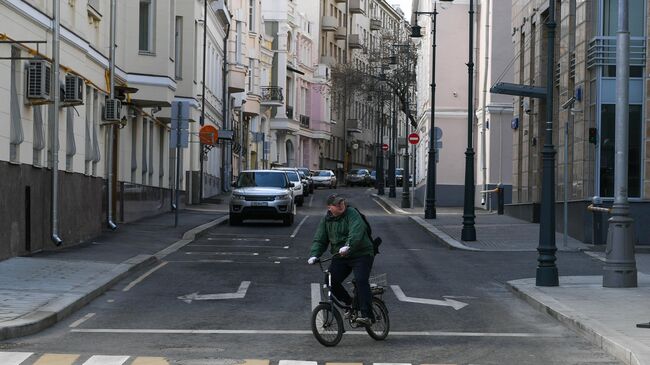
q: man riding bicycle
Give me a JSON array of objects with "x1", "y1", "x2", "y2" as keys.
[{"x1": 307, "y1": 194, "x2": 375, "y2": 326}]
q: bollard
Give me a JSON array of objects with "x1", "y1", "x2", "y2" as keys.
[
  {"x1": 497, "y1": 184, "x2": 504, "y2": 215},
  {"x1": 592, "y1": 196, "x2": 604, "y2": 245}
]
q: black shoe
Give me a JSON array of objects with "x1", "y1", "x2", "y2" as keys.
[{"x1": 354, "y1": 317, "x2": 372, "y2": 326}]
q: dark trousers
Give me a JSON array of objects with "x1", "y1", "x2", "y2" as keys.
[{"x1": 329, "y1": 255, "x2": 374, "y2": 318}]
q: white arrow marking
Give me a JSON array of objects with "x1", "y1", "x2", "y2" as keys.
[
  {"x1": 178, "y1": 281, "x2": 251, "y2": 303},
  {"x1": 390, "y1": 285, "x2": 468, "y2": 310}
]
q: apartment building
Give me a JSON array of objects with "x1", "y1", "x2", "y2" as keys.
[
  {"x1": 0, "y1": 0, "x2": 230, "y2": 260},
  {"x1": 511, "y1": 0, "x2": 650, "y2": 244}
]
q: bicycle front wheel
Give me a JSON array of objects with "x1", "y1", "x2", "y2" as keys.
[
  {"x1": 366, "y1": 298, "x2": 390, "y2": 340},
  {"x1": 311, "y1": 303, "x2": 344, "y2": 347}
]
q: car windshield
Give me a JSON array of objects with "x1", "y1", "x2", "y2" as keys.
[
  {"x1": 236, "y1": 172, "x2": 286, "y2": 188},
  {"x1": 286, "y1": 172, "x2": 300, "y2": 182},
  {"x1": 370, "y1": 171, "x2": 376, "y2": 177},
  {"x1": 317, "y1": 171, "x2": 331, "y2": 176},
  {"x1": 349, "y1": 169, "x2": 361, "y2": 174},
  {"x1": 298, "y1": 171, "x2": 307, "y2": 179},
  {"x1": 395, "y1": 169, "x2": 403, "y2": 176}
]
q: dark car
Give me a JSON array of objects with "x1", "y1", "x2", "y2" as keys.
[
  {"x1": 297, "y1": 167, "x2": 314, "y2": 193},
  {"x1": 345, "y1": 169, "x2": 372, "y2": 187}
]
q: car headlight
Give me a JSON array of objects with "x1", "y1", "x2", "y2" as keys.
[
  {"x1": 232, "y1": 194, "x2": 245, "y2": 200},
  {"x1": 275, "y1": 194, "x2": 290, "y2": 200}
]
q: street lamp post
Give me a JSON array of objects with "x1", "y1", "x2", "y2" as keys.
[
  {"x1": 460, "y1": 0, "x2": 476, "y2": 241},
  {"x1": 412, "y1": 3, "x2": 440, "y2": 218}
]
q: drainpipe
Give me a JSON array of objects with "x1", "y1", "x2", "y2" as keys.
[
  {"x1": 480, "y1": 0, "x2": 490, "y2": 210},
  {"x1": 50, "y1": 0, "x2": 63, "y2": 245},
  {"x1": 106, "y1": 0, "x2": 117, "y2": 230},
  {"x1": 199, "y1": 0, "x2": 208, "y2": 203},
  {"x1": 222, "y1": 21, "x2": 232, "y2": 192}
]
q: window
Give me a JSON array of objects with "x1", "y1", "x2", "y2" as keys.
[
  {"x1": 236, "y1": 20, "x2": 243, "y2": 64},
  {"x1": 174, "y1": 16, "x2": 183, "y2": 79},
  {"x1": 139, "y1": 0, "x2": 155, "y2": 53},
  {"x1": 248, "y1": 0, "x2": 255, "y2": 32},
  {"x1": 247, "y1": 58, "x2": 254, "y2": 92},
  {"x1": 599, "y1": 104, "x2": 642, "y2": 198}
]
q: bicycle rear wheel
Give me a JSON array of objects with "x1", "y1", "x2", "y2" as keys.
[
  {"x1": 311, "y1": 303, "x2": 344, "y2": 346},
  {"x1": 366, "y1": 298, "x2": 389, "y2": 340}
]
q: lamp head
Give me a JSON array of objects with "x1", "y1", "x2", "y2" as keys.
[{"x1": 410, "y1": 24, "x2": 422, "y2": 38}]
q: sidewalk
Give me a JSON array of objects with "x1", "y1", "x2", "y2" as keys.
[
  {"x1": 0, "y1": 204, "x2": 229, "y2": 340},
  {"x1": 372, "y1": 190, "x2": 650, "y2": 365}
]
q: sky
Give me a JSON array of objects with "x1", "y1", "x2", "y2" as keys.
[{"x1": 391, "y1": 0, "x2": 412, "y2": 19}]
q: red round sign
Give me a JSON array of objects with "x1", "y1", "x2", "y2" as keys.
[
  {"x1": 408, "y1": 133, "x2": 420, "y2": 145},
  {"x1": 382, "y1": 143, "x2": 389, "y2": 151}
]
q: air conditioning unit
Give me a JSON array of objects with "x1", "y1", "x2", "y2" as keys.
[
  {"x1": 104, "y1": 98, "x2": 122, "y2": 121},
  {"x1": 27, "y1": 60, "x2": 52, "y2": 101},
  {"x1": 64, "y1": 74, "x2": 84, "y2": 103}
]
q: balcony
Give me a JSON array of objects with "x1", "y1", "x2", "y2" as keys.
[
  {"x1": 370, "y1": 19, "x2": 382, "y2": 31},
  {"x1": 334, "y1": 0, "x2": 346, "y2": 3},
  {"x1": 260, "y1": 86, "x2": 284, "y2": 106},
  {"x1": 346, "y1": 119, "x2": 362, "y2": 134},
  {"x1": 286, "y1": 106, "x2": 294, "y2": 119},
  {"x1": 320, "y1": 55, "x2": 337, "y2": 66},
  {"x1": 313, "y1": 120, "x2": 331, "y2": 140},
  {"x1": 587, "y1": 36, "x2": 646, "y2": 69},
  {"x1": 334, "y1": 27, "x2": 347, "y2": 41},
  {"x1": 349, "y1": 0, "x2": 365, "y2": 15},
  {"x1": 348, "y1": 34, "x2": 363, "y2": 49},
  {"x1": 321, "y1": 16, "x2": 338, "y2": 32},
  {"x1": 300, "y1": 115, "x2": 310, "y2": 128}
]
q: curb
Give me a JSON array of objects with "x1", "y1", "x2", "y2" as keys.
[
  {"x1": 371, "y1": 194, "x2": 408, "y2": 215},
  {"x1": 410, "y1": 216, "x2": 481, "y2": 251},
  {"x1": 506, "y1": 279, "x2": 642, "y2": 365},
  {"x1": 0, "y1": 214, "x2": 228, "y2": 340}
]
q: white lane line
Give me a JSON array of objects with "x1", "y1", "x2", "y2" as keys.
[
  {"x1": 178, "y1": 281, "x2": 251, "y2": 303},
  {"x1": 309, "y1": 195, "x2": 314, "y2": 207},
  {"x1": 69, "y1": 312, "x2": 96, "y2": 328},
  {"x1": 280, "y1": 361, "x2": 317, "y2": 365},
  {"x1": 290, "y1": 216, "x2": 309, "y2": 238},
  {"x1": 373, "y1": 199, "x2": 393, "y2": 215},
  {"x1": 69, "y1": 329, "x2": 560, "y2": 337},
  {"x1": 190, "y1": 244, "x2": 288, "y2": 249},
  {"x1": 390, "y1": 285, "x2": 468, "y2": 310},
  {"x1": 206, "y1": 238, "x2": 271, "y2": 242},
  {"x1": 0, "y1": 352, "x2": 33, "y2": 365},
  {"x1": 184, "y1": 252, "x2": 259, "y2": 256},
  {"x1": 311, "y1": 283, "x2": 321, "y2": 311},
  {"x1": 82, "y1": 355, "x2": 130, "y2": 365},
  {"x1": 166, "y1": 260, "x2": 235, "y2": 263},
  {"x1": 374, "y1": 363, "x2": 410, "y2": 365},
  {"x1": 584, "y1": 251, "x2": 606, "y2": 262},
  {"x1": 122, "y1": 262, "x2": 168, "y2": 292}
]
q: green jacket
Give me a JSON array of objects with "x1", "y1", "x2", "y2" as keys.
[{"x1": 309, "y1": 207, "x2": 375, "y2": 259}]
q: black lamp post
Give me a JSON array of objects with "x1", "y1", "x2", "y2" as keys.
[
  {"x1": 412, "y1": 1, "x2": 444, "y2": 218},
  {"x1": 460, "y1": 0, "x2": 477, "y2": 241}
]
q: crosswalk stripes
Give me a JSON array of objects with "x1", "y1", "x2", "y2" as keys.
[{"x1": 0, "y1": 352, "x2": 458, "y2": 365}]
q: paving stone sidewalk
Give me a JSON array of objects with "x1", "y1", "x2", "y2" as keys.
[{"x1": 0, "y1": 206, "x2": 228, "y2": 340}]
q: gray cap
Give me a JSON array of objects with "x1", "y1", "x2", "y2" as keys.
[{"x1": 326, "y1": 194, "x2": 345, "y2": 206}]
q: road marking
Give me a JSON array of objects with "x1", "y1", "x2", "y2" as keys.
[
  {"x1": 280, "y1": 361, "x2": 317, "y2": 365},
  {"x1": 184, "y1": 252, "x2": 259, "y2": 256},
  {"x1": 69, "y1": 329, "x2": 560, "y2": 337},
  {"x1": 82, "y1": 355, "x2": 130, "y2": 365},
  {"x1": 33, "y1": 353, "x2": 79, "y2": 365},
  {"x1": 166, "y1": 260, "x2": 235, "y2": 263},
  {"x1": 373, "y1": 199, "x2": 393, "y2": 215},
  {"x1": 178, "y1": 281, "x2": 251, "y2": 303},
  {"x1": 290, "y1": 216, "x2": 309, "y2": 238},
  {"x1": 192, "y1": 244, "x2": 288, "y2": 249},
  {"x1": 584, "y1": 251, "x2": 606, "y2": 262},
  {"x1": 242, "y1": 361, "x2": 269, "y2": 365},
  {"x1": 0, "y1": 352, "x2": 32, "y2": 365},
  {"x1": 311, "y1": 283, "x2": 321, "y2": 311},
  {"x1": 69, "y1": 313, "x2": 96, "y2": 328},
  {"x1": 130, "y1": 358, "x2": 170, "y2": 365},
  {"x1": 309, "y1": 195, "x2": 314, "y2": 207},
  {"x1": 208, "y1": 233, "x2": 287, "y2": 237},
  {"x1": 390, "y1": 285, "x2": 468, "y2": 310},
  {"x1": 123, "y1": 262, "x2": 168, "y2": 292}
]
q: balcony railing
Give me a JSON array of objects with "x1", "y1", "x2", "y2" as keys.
[
  {"x1": 300, "y1": 115, "x2": 310, "y2": 128},
  {"x1": 587, "y1": 36, "x2": 646, "y2": 69},
  {"x1": 286, "y1": 106, "x2": 294, "y2": 119},
  {"x1": 349, "y1": 0, "x2": 365, "y2": 14},
  {"x1": 349, "y1": 34, "x2": 363, "y2": 49},
  {"x1": 370, "y1": 19, "x2": 382, "y2": 31},
  {"x1": 321, "y1": 16, "x2": 338, "y2": 32},
  {"x1": 261, "y1": 86, "x2": 284, "y2": 106}
]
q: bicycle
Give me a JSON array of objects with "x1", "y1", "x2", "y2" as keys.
[{"x1": 310, "y1": 255, "x2": 390, "y2": 346}]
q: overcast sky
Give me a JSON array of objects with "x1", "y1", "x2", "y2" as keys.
[{"x1": 391, "y1": 0, "x2": 412, "y2": 19}]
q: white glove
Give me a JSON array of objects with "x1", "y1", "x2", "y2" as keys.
[
  {"x1": 339, "y1": 245, "x2": 350, "y2": 256},
  {"x1": 308, "y1": 257, "x2": 318, "y2": 265}
]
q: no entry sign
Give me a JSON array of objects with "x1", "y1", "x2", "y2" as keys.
[
  {"x1": 408, "y1": 133, "x2": 420, "y2": 145},
  {"x1": 382, "y1": 143, "x2": 389, "y2": 151}
]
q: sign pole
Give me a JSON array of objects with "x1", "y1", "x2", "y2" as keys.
[{"x1": 175, "y1": 102, "x2": 181, "y2": 227}]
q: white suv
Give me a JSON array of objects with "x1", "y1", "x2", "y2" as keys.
[
  {"x1": 280, "y1": 169, "x2": 304, "y2": 206},
  {"x1": 229, "y1": 170, "x2": 296, "y2": 226}
]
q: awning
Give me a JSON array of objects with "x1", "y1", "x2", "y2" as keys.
[{"x1": 287, "y1": 65, "x2": 305, "y2": 75}]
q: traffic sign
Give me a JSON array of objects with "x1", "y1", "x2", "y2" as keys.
[
  {"x1": 199, "y1": 125, "x2": 219, "y2": 145},
  {"x1": 408, "y1": 133, "x2": 420, "y2": 145},
  {"x1": 382, "y1": 143, "x2": 389, "y2": 151}
]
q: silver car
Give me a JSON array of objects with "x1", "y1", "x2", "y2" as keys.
[
  {"x1": 312, "y1": 169, "x2": 337, "y2": 189},
  {"x1": 229, "y1": 170, "x2": 296, "y2": 226}
]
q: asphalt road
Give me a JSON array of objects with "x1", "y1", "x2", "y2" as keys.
[{"x1": 1, "y1": 187, "x2": 622, "y2": 364}]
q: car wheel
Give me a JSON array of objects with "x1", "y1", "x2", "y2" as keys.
[
  {"x1": 229, "y1": 213, "x2": 242, "y2": 226},
  {"x1": 283, "y1": 213, "x2": 295, "y2": 226}
]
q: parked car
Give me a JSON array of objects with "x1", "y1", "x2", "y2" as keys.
[
  {"x1": 394, "y1": 168, "x2": 413, "y2": 187},
  {"x1": 229, "y1": 170, "x2": 295, "y2": 226},
  {"x1": 369, "y1": 170, "x2": 377, "y2": 186},
  {"x1": 272, "y1": 167, "x2": 307, "y2": 201},
  {"x1": 296, "y1": 167, "x2": 314, "y2": 193},
  {"x1": 346, "y1": 169, "x2": 372, "y2": 187},
  {"x1": 312, "y1": 170, "x2": 337, "y2": 189}
]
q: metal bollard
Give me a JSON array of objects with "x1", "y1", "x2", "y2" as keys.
[
  {"x1": 497, "y1": 184, "x2": 504, "y2": 215},
  {"x1": 591, "y1": 196, "x2": 604, "y2": 245}
]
